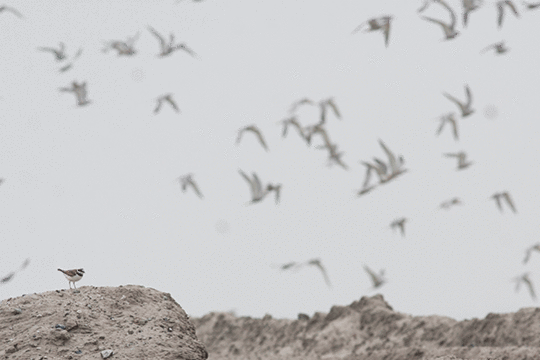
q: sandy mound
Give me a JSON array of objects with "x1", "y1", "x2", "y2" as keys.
[
  {"x1": 193, "y1": 294, "x2": 540, "y2": 360},
  {"x1": 0, "y1": 285, "x2": 207, "y2": 360}
]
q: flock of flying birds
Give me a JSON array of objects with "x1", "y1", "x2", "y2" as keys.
[{"x1": 0, "y1": 1, "x2": 538, "y2": 300}]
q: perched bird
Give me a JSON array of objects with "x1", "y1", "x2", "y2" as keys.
[
  {"x1": 523, "y1": 1, "x2": 540, "y2": 9},
  {"x1": 236, "y1": 125, "x2": 269, "y2": 151},
  {"x1": 37, "y1": 42, "x2": 67, "y2": 61},
  {"x1": 491, "y1": 191, "x2": 517, "y2": 213},
  {"x1": 154, "y1": 94, "x2": 180, "y2": 114},
  {"x1": 390, "y1": 217, "x2": 407, "y2": 237},
  {"x1": 58, "y1": 268, "x2": 85, "y2": 290},
  {"x1": 496, "y1": 0, "x2": 519, "y2": 28},
  {"x1": 523, "y1": 243, "x2": 540, "y2": 264},
  {"x1": 444, "y1": 152, "x2": 473, "y2": 170},
  {"x1": 462, "y1": 0, "x2": 483, "y2": 27},
  {"x1": 306, "y1": 258, "x2": 332, "y2": 287},
  {"x1": 436, "y1": 112, "x2": 459, "y2": 140},
  {"x1": 178, "y1": 174, "x2": 203, "y2": 198},
  {"x1": 512, "y1": 273, "x2": 536, "y2": 300},
  {"x1": 439, "y1": 197, "x2": 462, "y2": 209},
  {"x1": 481, "y1": 41, "x2": 509, "y2": 55},
  {"x1": 443, "y1": 85, "x2": 475, "y2": 117},
  {"x1": 148, "y1": 26, "x2": 197, "y2": 58},
  {"x1": 364, "y1": 265, "x2": 386, "y2": 289},
  {"x1": 352, "y1": 16, "x2": 393, "y2": 47},
  {"x1": 59, "y1": 81, "x2": 91, "y2": 106},
  {"x1": 421, "y1": 0, "x2": 460, "y2": 40},
  {"x1": 102, "y1": 32, "x2": 139, "y2": 56},
  {"x1": 0, "y1": 5, "x2": 22, "y2": 18}
]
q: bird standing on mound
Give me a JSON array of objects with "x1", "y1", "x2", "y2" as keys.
[{"x1": 58, "y1": 268, "x2": 85, "y2": 289}]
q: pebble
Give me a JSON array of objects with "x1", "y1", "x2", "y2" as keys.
[{"x1": 100, "y1": 349, "x2": 114, "y2": 358}]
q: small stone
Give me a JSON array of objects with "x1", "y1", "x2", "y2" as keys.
[
  {"x1": 100, "y1": 349, "x2": 114, "y2": 358},
  {"x1": 55, "y1": 324, "x2": 66, "y2": 330},
  {"x1": 74, "y1": 349, "x2": 82, "y2": 354},
  {"x1": 13, "y1": 308, "x2": 22, "y2": 315}
]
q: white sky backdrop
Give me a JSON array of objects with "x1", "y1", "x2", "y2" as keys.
[{"x1": 1, "y1": 0, "x2": 540, "y2": 321}]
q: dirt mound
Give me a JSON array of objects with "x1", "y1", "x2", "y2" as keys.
[
  {"x1": 193, "y1": 294, "x2": 540, "y2": 360},
  {"x1": 0, "y1": 285, "x2": 207, "y2": 360}
]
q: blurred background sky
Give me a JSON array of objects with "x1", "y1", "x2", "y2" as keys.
[{"x1": 1, "y1": 0, "x2": 540, "y2": 321}]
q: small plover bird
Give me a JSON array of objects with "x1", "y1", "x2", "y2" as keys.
[
  {"x1": 102, "y1": 32, "x2": 140, "y2": 56},
  {"x1": 352, "y1": 15, "x2": 393, "y2": 47},
  {"x1": 512, "y1": 272, "x2": 536, "y2": 300},
  {"x1": 148, "y1": 26, "x2": 197, "y2": 58},
  {"x1": 236, "y1": 125, "x2": 269, "y2": 151},
  {"x1": 481, "y1": 41, "x2": 509, "y2": 55},
  {"x1": 421, "y1": 0, "x2": 460, "y2": 40},
  {"x1": 496, "y1": 0, "x2": 519, "y2": 28},
  {"x1": 439, "y1": 197, "x2": 462, "y2": 209},
  {"x1": 491, "y1": 191, "x2": 517, "y2": 213},
  {"x1": 443, "y1": 85, "x2": 475, "y2": 118},
  {"x1": 154, "y1": 93, "x2": 180, "y2": 114},
  {"x1": 390, "y1": 217, "x2": 407, "y2": 237},
  {"x1": 523, "y1": 243, "x2": 540, "y2": 264},
  {"x1": 178, "y1": 174, "x2": 203, "y2": 198},
  {"x1": 58, "y1": 268, "x2": 85, "y2": 289},
  {"x1": 444, "y1": 152, "x2": 473, "y2": 170},
  {"x1": 436, "y1": 112, "x2": 459, "y2": 140},
  {"x1": 59, "y1": 81, "x2": 91, "y2": 106},
  {"x1": 364, "y1": 265, "x2": 386, "y2": 289},
  {"x1": 0, "y1": 5, "x2": 22, "y2": 18}
]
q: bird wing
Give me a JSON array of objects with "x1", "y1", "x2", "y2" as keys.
[
  {"x1": 383, "y1": 20, "x2": 391, "y2": 47},
  {"x1": 421, "y1": 16, "x2": 451, "y2": 33},
  {"x1": 361, "y1": 162, "x2": 374, "y2": 189},
  {"x1": 505, "y1": 0, "x2": 520, "y2": 16},
  {"x1": 450, "y1": 116, "x2": 459, "y2": 140},
  {"x1": 443, "y1": 92, "x2": 466, "y2": 113},
  {"x1": 523, "y1": 275, "x2": 536, "y2": 300},
  {"x1": 178, "y1": 44, "x2": 198, "y2": 58},
  {"x1": 351, "y1": 22, "x2": 366, "y2": 34},
  {"x1": 249, "y1": 127, "x2": 269, "y2": 151},
  {"x1": 236, "y1": 127, "x2": 246, "y2": 144},
  {"x1": 363, "y1": 265, "x2": 379, "y2": 286},
  {"x1": 252, "y1": 172, "x2": 263, "y2": 197},
  {"x1": 492, "y1": 194, "x2": 503, "y2": 211},
  {"x1": 378, "y1": 139, "x2": 398, "y2": 172},
  {"x1": 165, "y1": 96, "x2": 180, "y2": 112},
  {"x1": 465, "y1": 85, "x2": 473, "y2": 108},
  {"x1": 154, "y1": 98, "x2": 163, "y2": 113},
  {"x1": 238, "y1": 169, "x2": 256, "y2": 198},
  {"x1": 148, "y1": 26, "x2": 166, "y2": 51},
  {"x1": 503, "y1": 192, "x2": 517, "y2": 213},
  {"x1": 4, "y1": 6, "x2": 23, "y2": 18},
  {"x1": 326, "y1": 98, "x2": 341, "y2": 119},
  {"x1": 497, "y1": 2, "x2": 505, "y2": 27},
  {"x1": 440, "y1": 0, "x2": 457, "y2": 28},
  {"x1": 188, "y1": 178, "x2": 203, "y2": 198},
  {"x1": 308, "y1": 259, "x2": 331, "y2": 287}
]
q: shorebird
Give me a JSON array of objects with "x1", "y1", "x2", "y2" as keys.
[
  {"x1": 444, "y1": 152, "x2": 473, "y2": 170},
  {"x1": 512, "y1": 272, "x2": 536, "y2": 300},
  {"x1": 523, "y1": 243, "x2": 540, "y2": 264},
  {"x1": 58, "y1": 268, "x2": 85, "y2": 290},
  {"x1": 463, "y1": 0, "x2": 483, "y2": 27},
  {"x1": 148, "y1": 26, "x2": 197, "y2": 58},
  {"x1": 491, "y1": 191, "x2": 517, "y2": 213},
  {"x1": 421, "y1": 0, "x2": 460, "y2": 40},
  {"x1": 236, "y1": 125, "x2": 268, "y2": 151},
  {"x1": 0, "y1": 5, "x2": 22, "y2": 18},
  {"x1": 443, "y1": 85, "x2": 475, "y2": 117},
  {"x1": 102, "y1": 32, "x2": 139, "y2": 56},
  {"x1": 178, "y1": 174, "x2": 203, "y2": 198},
  {"x1": 523, "y1": 1, "x2": 540, "y2": 9},
  {"x1": 390, "y1": 217, "x2": 407, "y2": 236},
  {"x1": 59, "y1": 81, "x2": 91, "y2": 106},
  {"x1": 154, "y1": 94, "x2": 180, "y2": 114},
  {"x1": 352, "y1": 16, "x2": 393, "y2": 47},
  {"x1": 481, "y1": 41, "x2": 509, "y2": 55},
  {"x1": 436, "y1": 112, "x2": 459, "y2": 140},
  {"x1": 37, "y1": 42, "x2": 67, "y2": 61},
  {"x1": 497, "y1": 0, "x2": 519, "y2": 28},
  {"x1": 439, "y1": 197, "x2": 462, "y2": 209},
  {"x1": 364, "y1": 265, "x2": 386, "y2": 289}
]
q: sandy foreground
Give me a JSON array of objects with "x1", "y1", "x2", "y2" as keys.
[{"x1": 1, "y1": 285, "x2": 540, "y2": 359}]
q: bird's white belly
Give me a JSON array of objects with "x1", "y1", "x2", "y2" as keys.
[{"x1": 64, "y1": 274, "x2": 82, "y2": 282}]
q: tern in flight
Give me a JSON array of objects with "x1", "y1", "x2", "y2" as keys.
[
  {"x1": 236, "y1": 125, "x2": 269, "y2": 151},
  {"x1": 481, "y1": 41, "x2": 509, "y2": 55},
  {"x1": 390, "y1": 218, "x2": 407, "y2": 237},
  {"x1": 276, "y1": 258, "x2": 331, "y2": 287},
  {"x1": 148, "y1": 26, "x2": 198, "y2": 58},
  {"x1": 178, "y1": 174, "x2": 203, "y2": 198},
  {"x1": 462, "y1": 0, "x2": 483, "y2": 27},
  {"x1": 523, "y1": 1, "x2": 540, "y2": 9},
  {"x1": 496, "y1": 0, "x2": 519, "y2": 28},
  {"x1": 439, "y1": 197, "x2": 462, "y2": 210},
  {"x1": 364, "y1": 265, "x2": 386, "y2": 289},
  {"x1": 238, "y1": 170, "x2": 280, "y2": 204},
  {"x1": 444, "y1": 152, "x2": 473, "y2": 170},
  {"x1": 443, "y1": 85, "x2": 475, "y2": 117},
  {"x1": 102, "y1": 32, "x2": 140, "y2": 56},
  {"x1": 154, "y1": 94, "x2": 180, "y2": 114},
  {"x1": 38, "y1": 42, "x2": 67, "y2": 61},
  {"x1": 352, "y1": 16, "x2": 393, "y2": 47},
  {"x1": 491, "y1": 191, "x2": 517, "y2": 213},
  {"x1": 512, "y1": 273, "x2": 536, "y2": 300},
  {"x1": 523, "y1": 243, "x2": 540, "y2": 264},
  {"x1": 59, "y1": 81, "x2": 91, "y2": 106},
  {"x1": 0, "y1": 5, "x2": 22, "y2": 18},
  {"x1": 436, "y1": 112, "x2": 459, "y2": 140},
  {"x1": 421, "y1": 0, "x2": 460, "y2": 40}
]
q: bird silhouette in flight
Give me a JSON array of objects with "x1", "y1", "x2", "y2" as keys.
[
  {"x1": 178, "y1": 174, "x2": 203, "y2": 198},
  {"x1": 352, "y1": 16, "x2": 393, "y2": 47},
  {"x1": 421, "y1": 0, "x2": 460, "y2": 40},
  {"x1": 443, "y1": 85, "x2": 475, "y2": 117},
  {"x1": 512, "y1": 272, "x2": 536, "y2": 300},
  {"x1": 444, "y1": 152, "x2": 473, "y2": 170},
  {"x1": 148, "y1": 26, "x2": 197, "y2": 58},
  {"x1": 496, "y1": 0, "x2": 519, "y2": 28},
  {"x1": 59, "y1": 81, "x2": 91, "y2": 106},
  {"x1": 390, "y1": 218, "x2": 407, "y2": 237},
  {"x1": 364, "y1": 265, "x2": 386, "y2": 289},
  {"x1": 491, "y1": 191, "x2": 517, "y2": 213},
  {"x1": 155, "y1": 94, "x2": 180, "y2": 114},
  {"x1": 436, "y1": 112, "x2": 459, "y2": 140},
  {"x1": 236, "y1": 125, "x2": 269, "y2": 151},
  {"x1": 481, "y1": 41, "x2": 509, "y2": 55},
  {"x1": 523, "y1": 243, "x2": 540, "y2": 264}
]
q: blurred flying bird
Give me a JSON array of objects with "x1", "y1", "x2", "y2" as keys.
[
  {"x1": 148, "y1": 26, "x2": 197, "y2": 58},
  {"x1": 364, "y1": 265, "x2": 386, "y2": 289},
  {"x1": 523, "y1": 1, "x2": 540, "y2": 9},
  {"x1": 418, "y1": 0, "x2": 437, "y2": 13},
  {"x1": 266, "y1": 183, "x2": 282, "y2": 204},
  {"x1": 378, "y1": 139, "x2": 407, "y2": 182},
  {"x1": 512, "y1": 272, "x2": 536, "y2": 300},
  {"x1": 444, "y1": 152, "x2": 473, "y2": 170},
  {"x1": 307, "y1": 258, "x2": 332, "y2": 287},
  {"x1": 352, "y1": 16, "x2": 393, "y2": 47},
  {"x1": 58, "y1": 48, "x2": 83, "y2": 73},
  {"x1": 59, "y1": 81, "x2": 91, "y2": 106},
  {"x1": 0, "y1": 5, "x2": 22, "y2": 18},
  {"x1": 102, "y1": 32, "x2": 140, "y2": 56},
  {"x1": 236, "y1": 125, "x2": 269, "y2": 151},
  {"x1": 37, "y1": 42, "x2": 67, "y2": 61},
  {"x1": 481, "y1": 41, "x2": 509, "y2": 55},
  {"x1": 523, "y1": 243, "x2": 540, "y2": 264},
  {"x1": 318, "y1": 97, "x2": 341, "y2": 125},
  {"x1": 0, "y1": 258, "x2": 30, "y2": 286},
  {"x1": 238, "y1": 170, "x2": 279, "y2": 204},
  {"x1": 436, "y1": 112, "x2": 459, "y2": 140},
  {"x1": 421, "y1": 0, "x2": 460, "y2": 40},
  {"x1": 178, "y1": 174, "x2": 203, "y2": 198},
  {"x1": 463, "y1": 0, "x2": 483, "y2": 26},
  {"x1": 278, "y1": 116, "x2": 308, "y2": 142},
  {"x1": 155, "y1": 93, "x2": 180, "y2": 114},
  {"x1": 497, "y1": 0, "x2": 519, "y2": 28},
  {"x1": 390, "y1": 217, "x2": 407, "y2": 236},
  {"x1": 491, "y1": 191, "x2": 517, "y2": 213},
  {"x1": 439, "y1": 197, "x2": 462, "y2": 209},
  {"x1": 289, "y1": 98, "x2": 315, "y2": 113},
  {"x1": 443, "y1": 85, "x2": 475, "y2": 117}
]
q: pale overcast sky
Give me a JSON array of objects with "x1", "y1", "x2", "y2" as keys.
[{"x1": 1, "y1": 0, "x2": 540, "y2": 321}]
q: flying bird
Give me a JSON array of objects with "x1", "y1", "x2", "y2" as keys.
[
  {"x1": 444, "y1": 152, "x2": 473, "y2": 170},
  {"x1": 0, "y1": 258, "x2": 29, "y2": 286},
  {"x1": 59, "y1": 81, "x2": 91, "y2": 106},
  {"x1": 0, "y1": 5, "x2": 22, "y2": 18},
  {"x1": 491, "y1": 191, "x2": 517, "y2": 213},
  {"x1": 154, "y1": 94, "x2": 180, "y2": 114},
  {"x1": 443, "y1": 85, "x2": 475, "y2": 117},
  {"x1": 523, "y1": 1, "x2": 540, "y2": 9},
  {"x1": 352, "y1": 16, "x2": 393, "y2": 47},
  {"x1": 421, "y1": 0, "x2": 460, "y2": 40},
  {"x1": 390, "y1": 217, "x2": 407, "y2": 236},
  {"x1": 496, "y1": 0, "x2": 519, "y2": 28},
  {"x1": 364, "y1": 265, "x2": 386, "y2": 289},
  {"x1": 436, "y1": 112, "x2": 459, "y2": 140},
  {"x1": 512, "y1": 273, "x2": 536, "y2": 300},
  {"x1": 102, "y1": 32, "x2": 140, "y2": 56},
  {"x1": 278, "y1": 116, "x2": 308, "y2": 143},
  {"x1": 378, "y1": 139, "x2": 407, "y2": 182},
  {"x1": 463, "y1": 0, "x2": 483, "y2": 27},
  {"x1": 318, "y1": 97, "x2": 341, "y2": 125},
  {"x1": 238, "y1": 170, "x2": 279, "y2": 204},
  {"x1": 148, "y1": 26, "x2": 197, "y2": 58},
  {"x1": 439, "y1": 197, "x2": 462, "y2": 209},
  {"x1": 236, "y1": 125, "x2": 269, "y2": 151},
  {"x1": 178, "y1": 174, "x2": 203, "y2": 198},
  {"x1": 58, "y1": 48, "x2": 83, "y2": 73},
  {"x1": 289, "y1": 98, "x2": 315, "y2": 113},
  {"x1": 481, "y1": 41, "x2": 509, "y2": 55},
  {"x1": 37, "y1": 42, "x2": 67, "y2": 61},
  {"x1": 523, "y1": 243, "x2": 540, "y2": 264},
  {"x1": 306, "y1": 258, "x2": 332, "y2": 287}
]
